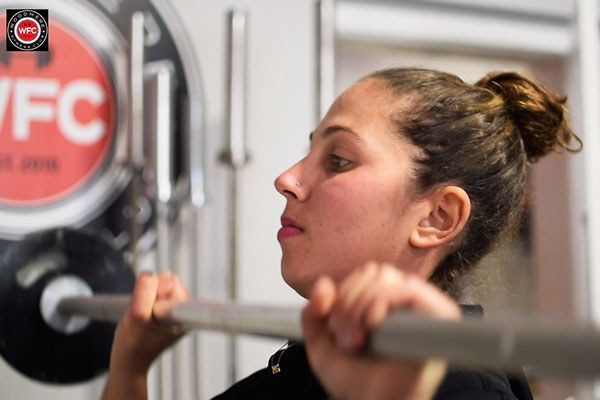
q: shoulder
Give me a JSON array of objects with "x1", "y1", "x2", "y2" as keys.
[{"x1": 434, "y1": 368, "x2": 519, "y2": 400}]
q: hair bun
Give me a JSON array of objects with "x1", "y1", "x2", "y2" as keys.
[{"x1": 475, "y1": 72, "x2": 581, "y2": 162}]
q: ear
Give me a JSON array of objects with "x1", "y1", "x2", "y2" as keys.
[{"x1": 409, "y1": 186, "x2": 471, "y2": 249}]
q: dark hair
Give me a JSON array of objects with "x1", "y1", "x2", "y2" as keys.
[{"x1": 367, "y1": 68, "x2": 581, "y2": 297}]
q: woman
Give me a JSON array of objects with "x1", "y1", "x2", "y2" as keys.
[{"x1": 102, "y1": 68, "x2": 581, "y2": 400}]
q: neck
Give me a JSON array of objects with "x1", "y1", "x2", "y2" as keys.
[{"x1": 395, "y1": 246, "x2": 441, "y2": 280}]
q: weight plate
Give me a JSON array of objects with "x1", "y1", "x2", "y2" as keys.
[{"x1": 0, "y1": 228, "x2": 134, "y2": 383}]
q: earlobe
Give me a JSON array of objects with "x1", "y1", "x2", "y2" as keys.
[{"x1": 409, "y1": 187, "x2": 471, "y2": 249}]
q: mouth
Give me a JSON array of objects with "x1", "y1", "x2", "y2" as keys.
[{"x1": 277, "y1": 216, "x2": 304, "y2": 241}]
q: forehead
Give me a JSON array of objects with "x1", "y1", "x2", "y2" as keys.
[
  {"x1": 324, "y1": 78, "x2": 401, "y2": 135},
  {"x1": 319, "y1": 78, "x2": 402, "y2": 147},
  {"x1": 329, "y1": 78, "x2": 395, "y2": 121}
]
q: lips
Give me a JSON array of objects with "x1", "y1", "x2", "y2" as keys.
[
  {"x1": 278, "y1": 216, "x2": 304, "y2": 241},
  {"x1": 280, "y1": 216, "x2": 303, "y2": 230}
]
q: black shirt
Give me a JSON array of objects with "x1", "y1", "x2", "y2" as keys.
[{"x1": 213, "y1": 342, "x2": 532, "y2": 400}]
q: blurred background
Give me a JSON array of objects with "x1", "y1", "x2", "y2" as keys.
[{"x1": 0, "y1": 0, "x2": 597, "y2": 399}]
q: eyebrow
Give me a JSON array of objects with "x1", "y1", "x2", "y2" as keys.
[{"x1": 309, "y1": 125, "x2": 364, "y2": 142}]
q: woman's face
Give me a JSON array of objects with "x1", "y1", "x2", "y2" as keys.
[{"x1": 274, "y1": 79, "x2": 428, "y2": 297}]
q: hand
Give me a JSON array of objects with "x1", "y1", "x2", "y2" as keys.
[
  {"x1": 301, "y1": 262, "x2": 461, "y2": 400},
  {"x1": 102, "y1": 272, "x2": 189, "y2": 400},
  {"x1": 109, "y1": 271, "x2": 189, "y2": 375}
]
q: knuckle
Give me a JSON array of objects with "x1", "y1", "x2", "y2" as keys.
[
  {"x1": 363, "y1": 261, "x2": 378, "y2": 274},
  {"x1": 365, "y1": 298, "x2": 388, "y2": 330},
  {"x1": 128, "y1": 307, "x2": 148, "y2": 323},
  {"x1": 404, "y1": 274, "x2": 421, "y2": 291}
]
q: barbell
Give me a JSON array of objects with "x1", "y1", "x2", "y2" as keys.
[{"x1": 2, "y1": 228, "x2": 600, "y2": 385}]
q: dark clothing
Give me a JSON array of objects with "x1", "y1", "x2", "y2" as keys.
[
  {"x1": 213, "y1": 343, "x2": 532, "y2": 400},
  {"x1": 212, "y1": 343, "x2": 328, "y2": 400},
  {"x1": 213, "y1": 304, "x2": 533, "y2": 400}
]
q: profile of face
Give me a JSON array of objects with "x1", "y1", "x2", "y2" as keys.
[{"x1": 274, "y1": 78, "x2": 471, "y2": 298}]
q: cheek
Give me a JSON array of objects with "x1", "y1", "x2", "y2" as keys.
[
  {"x1": 312, "y1": 174, "x2": 408, "y2": 257},
  {"x1": 283, "y1": 171, "x2": 416, "y2": 294},
  {"x1": 312, "y1": 179, "x2": 365, "y2": 232}
]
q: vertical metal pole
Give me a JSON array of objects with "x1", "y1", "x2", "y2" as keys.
[
  {"x1": 316, "y1": 0, "x2": 336, "y2": 122},
  {"x1": 183, "y1": 22, "x2": 207, "y2": 399},
  {"x1": 575, "y1": 0, "x2": 600, "y2": 397},
  {"x1": 149, "y1": 64, "x2": 176, "y2": 400},
  {"x1": 132, "y1": 11, "x2": 174, "y2": 399},
  {"x1": 220, "y1": 9, "x2": 250, "y2": 385},
  {"x1": 153, "y1": 67, "x2": 174, "y2": 210},
  {"x1": 223, "y1": 10, "x2": 250, "y2": 171},
  {"x1": 185, "y1": 92, "x2": 205, "y2": 399},
  {"x1": 189, "y1": 100, "x2": 207, "y2": 210},
  {"x1": 129, "y1": 12, "x2": 145, "y2": 272}
]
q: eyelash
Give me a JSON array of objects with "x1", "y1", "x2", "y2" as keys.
[{"x1": 327, "y1": 154, "x2": 352, "y2": 172}]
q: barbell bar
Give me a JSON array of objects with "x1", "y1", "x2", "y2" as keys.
[{"x1": 53, "y1": 281, "x2": 600, "y2": 380}]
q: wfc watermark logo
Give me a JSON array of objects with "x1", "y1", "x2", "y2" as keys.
[{"x1": 6, "y1": 9, "x2": 48, "y2": 51}]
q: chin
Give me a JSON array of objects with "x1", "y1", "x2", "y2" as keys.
[{"x1": 280, "y1": 260, "x2": 312, "y2": 299}]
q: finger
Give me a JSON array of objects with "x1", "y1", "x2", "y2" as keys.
[
  {"x1": 359, "y1": 272, "x2": 460, "y2": 337},
  {"x1": 302, "y1": 278, "x2": 341, "y2": 382},
  {"x1": 156, "y1": 271, "x2": 175, "y2": 299},
  {"x1": 302, "y1": 277, "x2": 336, "y2": 342},
  {"x1": 400, "y1": 275, "x2": 461, "y2": 320},
  {"x1": 152, "y1": 298, "x2": 179, "y2": 320},
  {"x1": 310, "y1": 276, "x2": 337, "y2": 318},
  {"x1": 129, "y1": 273, "x2": 159, "y2": 322},
  {"x1": 363, "y1": 296, "x2": 391, "y2": 332},
  {"x1": 336, "y1": 261, "x2": 378, "y2": 304},
  {"x1": 328, "y1": 262, "x2": 378, "y2": 335},
  {"x1": 339, "y1": 270, "x2": 401, "y2": 350},
  {"x1": 170, "y1": 275, "x2": 190, "y2": 302},
  {"x1": 153, "y1": 276, "x2": 190, "y2": 319},
  {"x1": 359, "y1": 270, "x2": 460, "y2": 326}
]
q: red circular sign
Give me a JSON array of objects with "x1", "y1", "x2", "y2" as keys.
[
  {"x1": 0, "y1": 17, "x2": 116, "y2": 206},
  {"x1": 15, "y1": 18, "x2": 41, "y2": 43}
]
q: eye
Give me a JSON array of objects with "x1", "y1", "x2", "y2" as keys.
[{"x1": 327, "y1": 154, "x2": 352, "y2": 172}]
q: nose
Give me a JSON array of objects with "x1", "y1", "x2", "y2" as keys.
[{"x1": 274, "y1": 159, "x2": 308, "y2": 201}]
